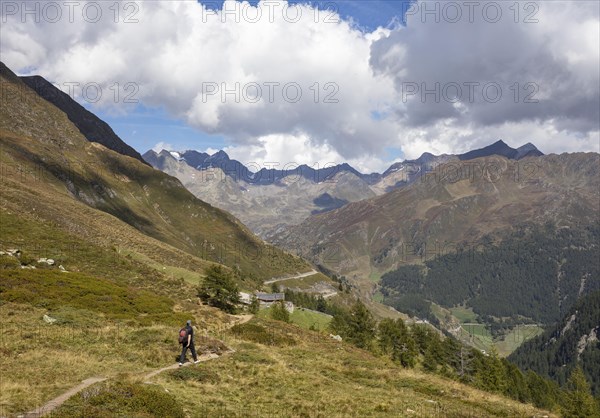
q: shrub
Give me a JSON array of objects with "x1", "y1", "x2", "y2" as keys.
[
  {"x1": 52, "y1": 381, "x2": 185, "y2": 418},
  {"x1": 0, "y1": 255, "x2": 20, "y2": 269},
  {"x1": 169, "y1": 367, "x2": 220, "y2": 384},
  {"x1": 0, "y1": 270, "x2": 180, "y2": 325},
  {"x1": 229, "y1": 322, "x2": 295, "y2": 346},
  {"x1": 249, "y1": 295, "x2": 260, "y2": 314}
]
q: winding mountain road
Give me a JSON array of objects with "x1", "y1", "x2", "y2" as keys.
[{"x1": 264, "y1": 269, "x2": 318, "y2": 285}]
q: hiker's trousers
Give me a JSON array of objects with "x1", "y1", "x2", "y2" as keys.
[{"x1": 180, "y1": 341, "x2": 198, "y2": 363}]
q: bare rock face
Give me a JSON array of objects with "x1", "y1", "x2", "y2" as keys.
[
  {"x1": 577, "y1": 327, "x2": 599, "y2": 359},
  {"x1": 142, "y1": 149, "x2": 377, "y2": 239}
]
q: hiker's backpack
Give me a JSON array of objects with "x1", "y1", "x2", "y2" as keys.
[{"x1": 178, "y1": 327, "x2": 188, "y2": 344}]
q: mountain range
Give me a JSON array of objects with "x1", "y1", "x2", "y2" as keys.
[
  {"x1": 145, "y1": 139, "x2": 543, "y2": 188},
  {"x1": 273, "y1": 152, "x2": 599, "y2": 340},
  {"x1": 143, "y1": 140, "x2": 544, "y2": 238},
  {"x1": 140, "y1": 132, "x2": 599, "y2": 345},
  {"x1": 142, "y1": 149, "x2": 378, "y2": 238}
]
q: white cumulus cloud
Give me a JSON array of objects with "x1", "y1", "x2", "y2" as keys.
[{"x1": 1, "y1": 0, "x2": 598, "y2": 170}]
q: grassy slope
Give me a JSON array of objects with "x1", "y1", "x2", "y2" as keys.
[
  {"x1": 435, "y1": 304, "x2": 544, "y2": 357},
  {"x1": 495, "y1": 326, "x2": 544, "y2": 357},
  {"x1": 0, "y1": 301, "x2": 232, "y2": 416},
  {"x1": 449, "y1": 306, "x2": 478, "y2": 323},
  {"x1": 0, "y1": 63, "x2": 305, "y2": 414},
  {"x1": 0, "y1": 214, "x2": 237, "y2": 415},
  {"x1": 148, "y1": 318, "x2": 556, "y2": 418},
  {"x1": 257, "y1": 307, "x2": 332, "y2": 331},
  {"x1": 0, "y1": 246, "x2": 554, "y2": 417},
  {"x1": 0, "y1": 64, "x2": 310, "y2": 281}
]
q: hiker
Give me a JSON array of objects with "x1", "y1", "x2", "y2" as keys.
[{"x1": 179, "y1": 320, "x2": 200, "y2": 366}]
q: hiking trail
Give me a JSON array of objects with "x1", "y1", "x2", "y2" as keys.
[{"x1": 21, "y1": 314, "x2": 253, "y2": 417}]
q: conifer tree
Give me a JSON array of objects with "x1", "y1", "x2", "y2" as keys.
[
  {"x1": 197, "y1": 265, "x2": 240, "y2": 313},
  {"x1": 378, "y1": 318, "x2": 417, "y2": 367},
  {"x1": 270, "y1": 300, "x2": 290, "y2": 322},
  {"x1": 562, "y1": 366, "x2": 599, "y2": 418},
  {"x1": 330, "y1": 301, "x2": 376, "y2": 350}
]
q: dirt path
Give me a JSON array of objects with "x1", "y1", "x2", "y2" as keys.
[
  {"x1": 23, "y1": 377, "x2": 107, "y2": 417},
  {"x1": 142, "y1": 315, "x2": 252, "y2": 381},
  {"x1": 143, "y1": 352, "x2": 223, "y2": 381},
  {"x1": 264, "y1": 269, "x2": 318, "y2": 285},
  {"x1": 22, "y1": 314, "x2": 254, "y2": 417}
]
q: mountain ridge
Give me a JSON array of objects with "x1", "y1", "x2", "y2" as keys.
[
  {"x1": 143, "y1": 140, "x2": 547, "y2": 238},
  {"x1": 142, "y1": 148, "x2": 377, "y2": 238},
  {"x1": 4, "y1": 64, "x2": 149, "y2": 166},
  {"x1": 145, "y1": 139, "x2": 544, "y2": 187}
]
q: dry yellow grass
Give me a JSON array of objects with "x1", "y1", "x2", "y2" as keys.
[
  {"x1": 2, "y1": 301, "x2": 558, "y2": 417},
  {"x1": 151, "y1": 318, "x2": 557, "y2": 418},
  {"x1": 0, "y1": 301, "x2": 231, "y2": 416}
]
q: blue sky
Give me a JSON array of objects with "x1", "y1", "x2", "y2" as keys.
[
  {"x1": 98, "y1": 106, "x2": 227, "y2": 155},
  {"x1": 203, "y1": 1, "x2": 413, "y2": 30}
]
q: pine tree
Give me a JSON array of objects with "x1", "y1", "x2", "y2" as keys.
[
  {"x1": 347, "y1": 301, "x2": 376, "y2": 350},
  {"x1": 316, "y1": 296, "x2": 327, "y2": 312},
  {"x1": 249, "y1": 295, "x2": 259, "y2": 314},
  {"x1": 197, "y1": 265, "x2": 240, "y2": 313},
  {"x1": 561, "y1": 366, "x2": 599, "y2": 417},
  {"x1": 330, "y1": 301, "x2": 376, "y2": 350},
  {"x1": 378, "y1": 319, "x2": 417, "y2": 367},
  {"x1": 270, "y1": 301, "x2": 290, "y2": 322},
  {"x1": 502, "y1": 360, "x2": 530, "y2": 403},
  {"x1": 423, "y1": 342, "x2": 440, "y2": 372},
  {"x1": 525, "y1": 370, "x2": 559, "y2": 410},
  {"x1": 474, "y1": 347, "x2": 506, "y2": 393}
]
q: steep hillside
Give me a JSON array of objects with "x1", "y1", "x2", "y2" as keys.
[
  {"x1": 17, "y1": 69, "x2": 148, "y2": 166},
  {"x1": 273, "y1": 152, "x2": 600, "y2": 335},
  {"x1": 380, "y1": 223, "x2": 599, "y2": 325},
  {"x1": 275, "y1": 153, "x2": 599, "y2": 277},
  {"x1": 509, "y1": 291, "x2": 600, "y2": 395},
  {"x1": 143, "y1": 149, "x2": 376, "y2": 238},
  {"x1": 0, "y1": 62, "x2": 309, "y2": 281}
]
